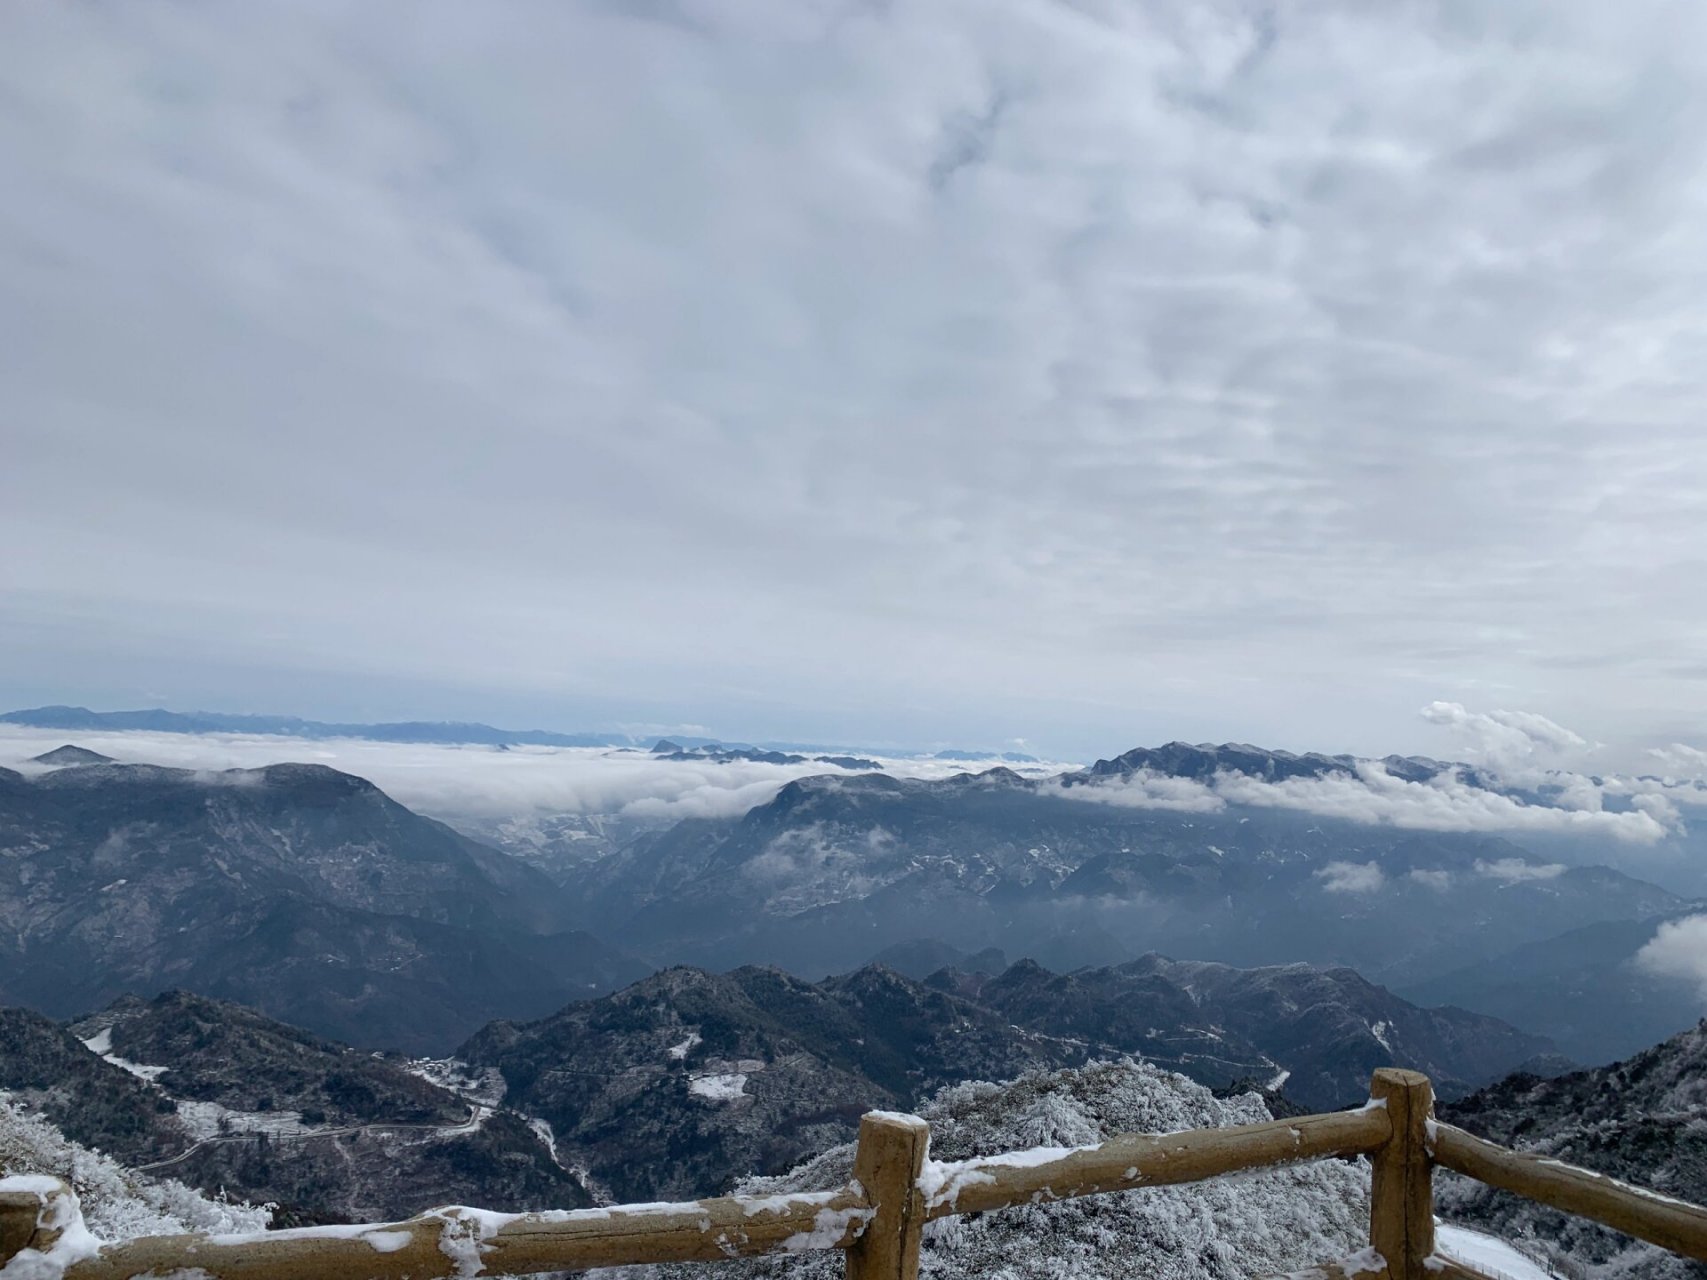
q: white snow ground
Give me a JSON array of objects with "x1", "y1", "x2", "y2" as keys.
[{"x1": 1437, "y1": 1224, "x2": 1560, "y2": 1280}]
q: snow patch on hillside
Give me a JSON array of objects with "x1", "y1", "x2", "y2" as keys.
[
  {"x1": 406, "y1": 1058, "x2": 507, "y2": 1108},
  {"x1": 174, "y1": 1101, "x2": 316, "y2": 1142},
  {"x1": 688, "y1": 1073, "x2": 748, "y2": 1102},
  {"x1": 668, "y1": 1033, "x2": 702, "y2": 1061},
  {"x1": 77, "y1": 1029, "x2": 169, "y2": 1083}
]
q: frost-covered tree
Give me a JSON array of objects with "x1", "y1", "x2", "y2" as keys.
[
  {"x1": 0, "y1": 1097, "x2": 270, "y2": 1243},
  {"x1": 604, "y1": 1059, "x2": 1371, "y2": 1280}
]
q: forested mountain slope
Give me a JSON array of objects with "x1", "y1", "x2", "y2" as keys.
[
  {"x1": 569, "y1": 755, "x2": 1682, "y2": 1009},
  {"x1": 460, "y1": 956, "x2": 1552, "y2": 1200},
  {"x1": 2, "y1": 991, "x2": 585, "y2": 1223},
  {"x1": 0, "y1": 762, "x2": 646, "y2": 1051},
  {"x1": 1439, "y1": 1020, "x2": 1707, "y2": 1280}
]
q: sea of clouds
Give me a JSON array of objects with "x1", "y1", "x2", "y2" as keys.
[
  {"x1": 1058, "y1": 702, "x2": 1707, "y2": 847},
  {"x1": 0, "y1": 727, "x2": 1062, "y2": 823},
  {"x1": 5, "y1": 700, "x2": 1707, "y2": 854}
]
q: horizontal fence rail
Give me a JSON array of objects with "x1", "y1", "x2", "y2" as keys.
[
  {"x1": 1432, "y1": 1121, "x2": 1707, "y2": 1263},
  {"x1": 915, "y1": 1106, "x2": 1392, "y2": 1219},
  {"x1": 2, "y1": 1069, "x2": 1706, "y2": 1280}
]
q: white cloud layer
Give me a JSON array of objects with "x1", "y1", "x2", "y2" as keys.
[
  {"x1": 0, "y1": 728, "x2": 1040, "y2": 822},
  {"x1": 1316, "y1": 861, "x2": 1385, "y2": 894},
  {"x1": 1420, "y1": 702, "x2": 1592, "y2": 778},
  {"x1": 9, "y1": 3, "x2": 1707, "y2": 754},
  {"x1": 1059, "y1": 759, "x2": 1673, "y2": 843},
  {"x1": 1634, "y1": 915, "x2": 1707, "y2": 999}
]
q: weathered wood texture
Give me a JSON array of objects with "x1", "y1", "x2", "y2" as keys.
[
  {"x1": 1432, "y1": 1121, "x2": 1707, "y2": 1263},
  {"x1": 846, "y1": 1112, "x2": 929, "y2": 1280},
  {"x1": 0, "y1": 1188, "x2": 45, "y2": 1262},
  {"x1": 0, "y1": 1177, "x2": 78, "y2": 1261},
  {"x1": 917, "y1": 1107, "x2": 1393, "y2": 1220},
  {"x1": 64, "y1": 1189, "x2": 873, "y2": 1280},
  {"x1": 1369, "y1": 1069, "x2": 1434, "y2": 1280}
]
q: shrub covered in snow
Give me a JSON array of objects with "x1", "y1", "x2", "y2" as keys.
[
  {"x1": 0, "y1": 1097, "x2": 270, "y2": 1243},
  {"x1": 605, "y1": 1059, "x2": 1371, "y2": 1280}
]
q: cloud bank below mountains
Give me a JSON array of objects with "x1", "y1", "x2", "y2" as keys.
[
  {"x1": 1057, "y1": 701, "x2": 1707, "y2": 845},
  {"x1": 4, "y1": 699, "x2": 1706, "y2": 853},
  {"x1": 1058, "y1": 759, "x2": 1674, "y2": 842},
  {"x1": 0, "y1": 727, "x2": 1046, "y2": 822}
]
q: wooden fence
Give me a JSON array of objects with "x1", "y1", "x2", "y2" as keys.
[{"x1": 3, "y1": 1069, "x2": 1705, "y2": 1280}]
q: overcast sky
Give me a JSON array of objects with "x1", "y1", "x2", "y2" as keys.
[{"x1": 5, "y1": 0, "x2": 1707, "y2": 761}]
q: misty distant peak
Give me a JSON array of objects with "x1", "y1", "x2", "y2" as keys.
[
  {"x1": 27, "y1": 744, "x2": 116, "y2": 767},
  {"x1": 1082, "y1": 741, "x2": 1365, "y2": 783}
]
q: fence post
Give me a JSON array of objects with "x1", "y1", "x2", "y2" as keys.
[
  {"x1": 1369, "y1": 1069, "x2": 1435, "y2": 1280},
  {"x1": 846, "y1": 1113, "x2": 929, "y2": 1280}
]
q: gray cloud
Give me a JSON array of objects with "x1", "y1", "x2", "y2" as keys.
[{"x1": 6, "y1": 3, "x2": 1707, "y2": 756}]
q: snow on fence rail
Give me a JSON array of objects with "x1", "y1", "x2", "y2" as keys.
[{"x1": 2, "y1": 1070, "x2": 1705, "y2": 1280}]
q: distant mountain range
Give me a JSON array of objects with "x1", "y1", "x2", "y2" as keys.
[
  {"x1": 7, "y1": 736, "x2": 1701, "y2": 1066},
  {"x1": 565, "y1": 761, "x2": 1689, "y2": 1033},
  {"x1": 0, "y1": 758, "x2": 647, "y2": 1050},
  {"x1": 1, "y1": 704, "x2": 639, "y2": 747},
  {"x1": 3, "y1": 722, "x2": 1703, "y2": 1275},
  {"x1": 0, "y1": 704, "x2": 1030, "y2": 761}
]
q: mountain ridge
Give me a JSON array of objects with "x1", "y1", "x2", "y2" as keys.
[
  {"x1": 0, "y1": 760, "x2": 648, "y2": 1051},
  {"x1": 455, "y1": 953, "x2": 1552, "y2": 1200}
]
